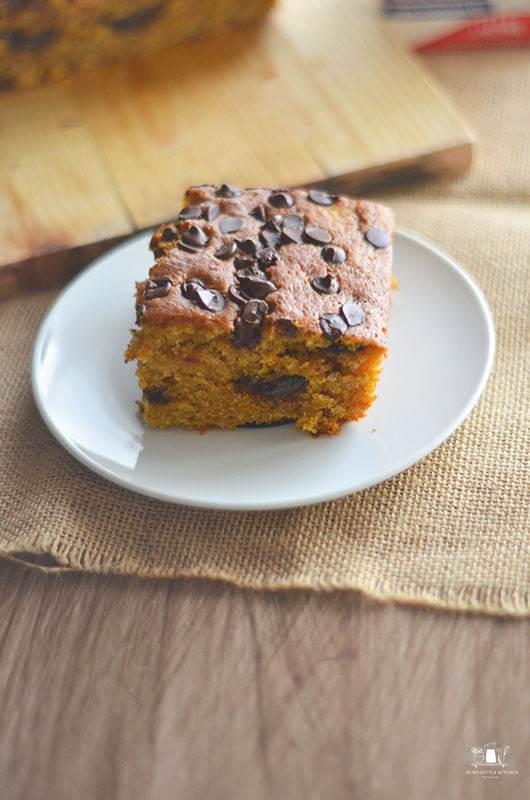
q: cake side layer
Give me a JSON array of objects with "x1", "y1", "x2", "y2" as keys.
[{"x1": 126, "y1": 321, "x2": 384, "y2": 435}]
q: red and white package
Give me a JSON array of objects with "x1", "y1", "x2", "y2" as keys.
[{"x1": 382, "y1": 0, "x2": 530, "y2": 50}]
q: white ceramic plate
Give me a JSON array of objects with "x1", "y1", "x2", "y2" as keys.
[{"x1": 32, "y1": 229, "x2": 494, "y2": 510}]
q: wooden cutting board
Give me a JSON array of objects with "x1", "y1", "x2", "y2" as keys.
[{"x1": 0, "y1": 0, "x2": 472, "y2": 297}]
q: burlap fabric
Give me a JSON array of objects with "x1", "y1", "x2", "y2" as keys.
[{"x1": 1, "y1": 48, "x2": 529, "y2": 615}]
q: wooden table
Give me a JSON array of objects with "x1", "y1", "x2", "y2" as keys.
[{"x1": 1, "y1": 558, "x2": 528, "y2": 799}]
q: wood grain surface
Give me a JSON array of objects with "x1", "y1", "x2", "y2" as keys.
[
  {"x1": 1, "y1": 558, "x2": 528, "y2": 800},
  {"x1": 0, "y1": 0, "x2": 472, "y2": 297}
]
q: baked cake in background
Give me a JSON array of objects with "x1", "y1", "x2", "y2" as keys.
[{"x1": 0, "y1": 0, "x2": 274, "y2": 89}]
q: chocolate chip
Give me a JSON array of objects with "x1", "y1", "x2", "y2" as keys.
[
  {"x1": 340, "y1": 302, "x2": 365, "y2": 327},
  {"x1": 233, "y1": 318, "x2": 261, "y2": 349},
  {"x1": 214, "y1": 241, "x2": 237, "y2": 260},
  {"x1": 268, "y1": 191, "x2": 294, "y2": 208},
  {"x1": 241, "y1": 298, "x2": 269, "y2": 324},
  {"x1": 365, "y1": 227, "x2": 390, "y2": 248},
  {"x1": 135, "y1": 303, "x2": 146, "y2": 324},
  {"x1": 311, "y1": 274, "x2": 339, "y2": 295},
  {"x1": 281, "y1": 227, "x2": 303, "y2": 245},
  {"x1": 215, "y1": 183, "x2": 241, "y2": 198},
  {"x1": 237, "y1": 275, "x2": 277, "y2": 298},
  {"x1": 144, "y1": 277, "x2": 173, "y2": 300},
  {"x1": 319, "y1": 313, "x2": 348, "y2": 340},
  {"x1": 234, "y1": 257, "x2": 257, "y2": 273},
  {"x1": 283, "y1": 214, "x2": 304, "y2": 229},
  {"x1": 250, "y1": 204, "x2": 267, "y2": 223},
  {"x1": 242, "y1": 375, "x2": 306, "y2": 398},
  {"x1": 180, "y1": 278, "x2": 205, "y2": 301},
  {"x1": 228, "y1": 286, "x2": 251, "y2": 307},
  {"x1": 161, "y1": 226, "x2": 178, "y2": 242},
  {"x1": 321, "y1": 244, "x2": 346, "y2": 264},
  {"x1": 308, "y1": 189, "x2": 338, "y2": 206},
  {"x1": 195, "y1": 288, "x2": 226, "y2": 312},
  {"x1": 235, "y1": 265, "x2": 266, "y2": 282},
  {"x1": 203, "y1": 204, "x2": 221, "y2": 221},
  {"x1": 305, "y1": 226, "x2": 332, "y2": 245},
  {"x1": 263, "y1": 218, "x2": 281, "y2": 233},
  {"x1": 236, "y1": 237, "x2": 258, "y2": 256},
  {"x1": 179, "y1": 225, "x2": 209, "y2": 252},
  {"x1": 144, "y1": 389, "x2": 170, "y2": 404},
  {"x1": 260, "y1": 228, "x2": 281, "y2": 249},
  {"x1": 275, "y1": 319, "x2": 297, "y2": 338},
  {"x1": 256, "y1": 247, "x2": 278, "y2": 268},
  {"x1": 219, "y1": 216, "x2": 245, "y2": 234},
  {"x1": 178, "y1": 205, "x2": 202, "y2": 219}
]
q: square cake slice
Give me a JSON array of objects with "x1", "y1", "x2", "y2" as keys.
[{"x1": 125, "y1": 184, "x2": 394, "y2": 435}]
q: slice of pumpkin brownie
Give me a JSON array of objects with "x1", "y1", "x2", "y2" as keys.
[{"x1": 125, "y1": 184, "x2": 394, "y2": 435}]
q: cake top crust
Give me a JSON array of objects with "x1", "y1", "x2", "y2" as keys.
[{"x1": 135, "y1": 185, "x2": 394, "y2": 349}]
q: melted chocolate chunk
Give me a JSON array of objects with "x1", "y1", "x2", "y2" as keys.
[
  {"x1": 6, "y1": 28, "x2": 58, "y2": 49},
  {"x1": 237, "y1": 274, "x2": 277, "y2": 299},
  {"x1": 178, "y1": 205, "x2": 201, "y2": 220},
  {"x1": 308, "y1": 189, "x2": 338, "y2": 206},
  {"x1": 195, "y1": 288, "x2": 226, "y2": 312},
  {"x1": 233, "y1": 317, "x2": 261, "y2": 349},
  {"x1": 240, "y1": 375, "x2": 306, "y2": 399},
  {"x1": 135, "y1": 303, "x2": 146, "y2": 324},
  {"x1": 365, "y1": 227, "x2": 390, "y2": 248},
  {"x1": 319, "y1": 313, "x2": 348, "y2": 340},
  {"x1": 256, "y1": 247, "x2": 278, "y2": 268},
  {"x1": 228, "y1": 286, "x2": 251, "y2": 307},
  {"x1": 321, "y1": 244, "x2": 346, "y2": 264},
  {"x1": 215, "y1": 183, "x2": 242, "y2": 198},
  {"x1": 241, "y1": 298, "x2": 269, "y2": 324},
  {"x1": 179, "y1": 225, "x2": 209, "y2": 252},
  {"x1": 180, "y1": 278, "x2": 205, "y2": 301},
  {"x1": 161, "y1": 225, "x2": 178, "y2": 242},
  {"x1": 107, "y1": 6, "x2": 161, "y2": 31},
  {"x1": 219, "y1": 216, "x2": 245, "y2": 234},
  {"x1": 144, "y1": 277, "x2": 173, "y2": 300},
  {"x1": 144, "y1": 389, "x2": 170, "y2": 404},
  {"x1": 305, "y1": 226, "x2": 332, "y2": 245},
  {"x1": 311, "y1": 274, "x2": 339, "y2": 295},
  {"x1": 203, "y1": 203, "x2": 221, "y2": 221},
  {"x1": 236, "y1": 238, "x2": 258, "y2": 256},
  {"x1": 214, "y1": 240, "x2": 237, "y2": 260},
  {"x1": 340, "y1": 302, "x2": 365, "y2": 327},
  {"x1": 275, "y1": 319, "x2": 297, "y2": 338},
  {"x1": 250, "y1": 204, "x2": 268, "y2": 223},
  {"x1": 268, "y1": 191, "x2": 294, "y2": 209}
]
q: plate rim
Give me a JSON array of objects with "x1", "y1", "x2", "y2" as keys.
[{"x1": 31, "y1": 228, "x2": 495, "y2": 511}]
